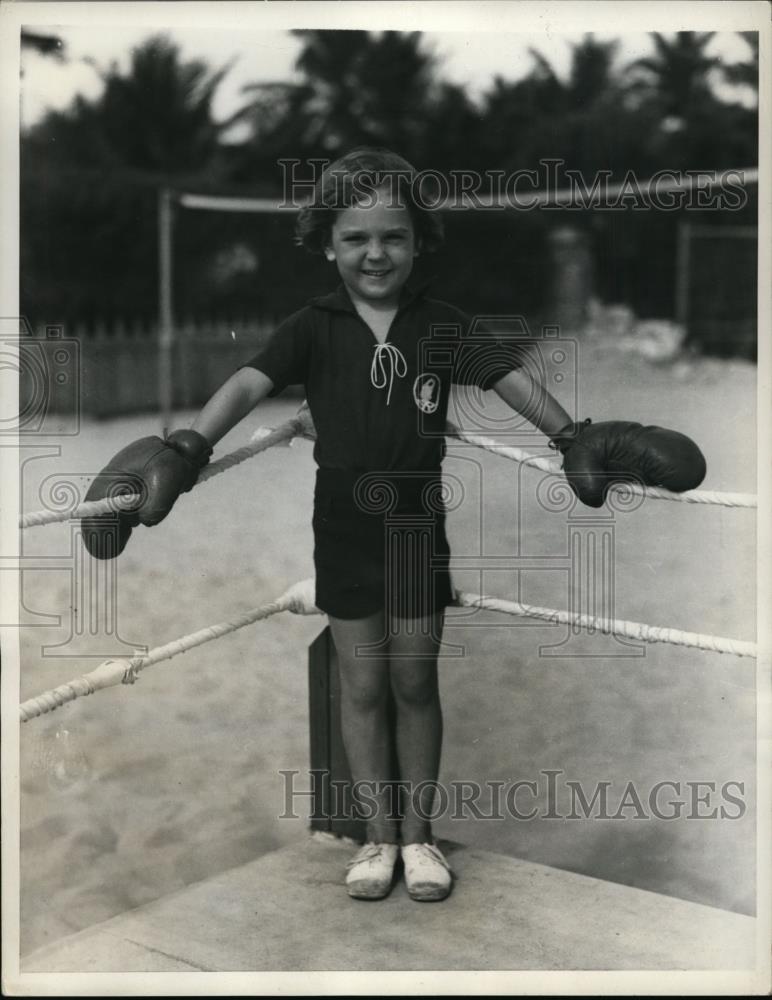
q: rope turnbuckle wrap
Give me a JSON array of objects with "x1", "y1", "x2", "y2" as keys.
[{"x1": 19, "y1": 579, "x2": 320, "y2": 722}]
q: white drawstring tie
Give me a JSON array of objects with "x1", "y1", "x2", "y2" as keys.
[{"x1": 370, "y1": 343, "x2": 407, "y2": 405}]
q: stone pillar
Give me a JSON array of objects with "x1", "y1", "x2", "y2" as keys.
[{"x1": 547, "y1": 226, "x2": 594, "y2": 332}]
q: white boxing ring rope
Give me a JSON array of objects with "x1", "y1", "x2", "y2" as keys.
[
  {"x1": 453, "y1": 593, "x2": 757, "y2": 659},
  {"x1": 18, "y1": 407, "x2": 758, "y2": 720},
  {"x1": 445, "y1": 424, "x2": 758, "y2": 508},
  {"x1": 19, "y1": 579, "x2": 319, "y2": 722},
  {"x1": 19, "y1": 573, "x2": 758, "y2": 722},
  {"x1": 17, "y1": 411, "x2": 758, "y2": 529},
  {"x1": 18, "y1": 416, "x2": 311, "y2": 529}
]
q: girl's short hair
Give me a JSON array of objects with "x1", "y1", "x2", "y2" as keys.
[{"x1": 295, "y1": 147, "x2": 444, "y2": 255}]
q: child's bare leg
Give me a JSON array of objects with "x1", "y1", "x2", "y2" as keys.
[
  {"x1": 388, "y1": 612, "x2": 444, "y2": 844},
  {"x1": 329, "y1": 611, "x2": 399, "y2": 844}
]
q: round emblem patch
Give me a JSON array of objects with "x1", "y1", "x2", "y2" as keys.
[{"x1": 413, "y1": 373, "x2": 440, "y2": 414}]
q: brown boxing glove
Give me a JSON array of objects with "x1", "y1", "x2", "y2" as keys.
[{"x1": 81, "y1": 429, "x2": 212, "y2": 559}]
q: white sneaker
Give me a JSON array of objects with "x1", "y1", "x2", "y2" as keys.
[
  {"x1": 345, "y1": 842, "x2": 400, "y2": 900},
  {"x1": 401, "y1": 843, "x2": 453, "y2": 901}
]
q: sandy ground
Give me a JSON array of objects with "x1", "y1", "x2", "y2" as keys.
[{"x1": 17, "y1": 333, "x2": 757, "y2": 956}]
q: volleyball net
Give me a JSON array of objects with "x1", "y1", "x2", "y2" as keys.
[{"x1": 154, "y1": 165, "x2": 759, "y2": 426}]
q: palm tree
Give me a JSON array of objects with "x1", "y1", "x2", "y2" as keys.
[
  {"x1": 519, "y1": 35, "x2": 620, "y2": 114},
  {"x1": 26, "y1": 34, "x2": 232, "y2": 181},
  {"x1": 567, "y1": 35, "x2": 619, "y2": 110},
  {"x1": 480, "y1": 34, "x2": 623, "y2": 173},
  {"x1": 96, "y1": 35, "x2": 232, "y2": 176},
  {"x1": 719, "y1": 31, "x2": 759, "y2": 94},
  {"x1": 292, "y1": 29, "x2": 438, "y2": 152},
  {"x1": 623, "y1": 32, "x2": 756, "y2": 169},
  {"x1": 231, "y1": 29, "x2": 444, "y2": 170},
  {"x1": 626, "y1": 32, "x2": 720, "y2": 120},
  {"x1": 21, "y1": 35, "x2": 235, "y2": 326}
]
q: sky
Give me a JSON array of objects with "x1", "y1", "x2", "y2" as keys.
[{"x1": 19, "y1": 25, "x2": 755, "y2": 132}]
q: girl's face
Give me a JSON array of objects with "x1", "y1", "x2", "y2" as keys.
[{"x1": 327, "y1": 186, "x2": 418, "y2": 307}]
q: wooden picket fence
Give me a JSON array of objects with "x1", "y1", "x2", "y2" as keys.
[{"x1": 21, "y1": 317, "x2": 284, "y2": 420}]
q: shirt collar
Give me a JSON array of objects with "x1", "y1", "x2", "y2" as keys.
[{"x1": 308, "y1": 278, "x2": 432, "y2": 314}]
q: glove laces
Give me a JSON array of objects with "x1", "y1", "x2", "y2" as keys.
[
  {"x1": 549, "y1": 417, "x2": 592, "y2": 453},
  {"x1": 370, "y1": 343, "x2": 407, "y2": 405}
]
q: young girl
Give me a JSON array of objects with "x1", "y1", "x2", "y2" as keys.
[
  {"x1": 84, "y1": 147, "x2": 705, "y2": 902},
  {"x1": 187, "y1": 148, "x2": 575, "y2": 902}
]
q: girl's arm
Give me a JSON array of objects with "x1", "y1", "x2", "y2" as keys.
[
  {"x1": 82, "y1": 367, "x2": 276, "y2": 560},
  {"x1": 493, "y1": 368, "x2": 707, "y2": 507},
  {"x1": 191, "y1": 367, "x2": 275, "y2": 446},
  {"x1": 491, "y1": 368, "x2": 572, "y2": 439}
]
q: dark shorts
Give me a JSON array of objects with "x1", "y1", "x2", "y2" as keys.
[{"x1": 313, "y1": 468, "x2": 454, "y2": 620}]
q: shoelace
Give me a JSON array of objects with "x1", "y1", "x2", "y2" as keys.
[
  {"x1": 404, "y1": 843, "x2": 452, "y2": 873},
  {"x1": 345, "y1": 843, "x2": 396, "y2": 870},
  {"x1": 370, "y1": 342, "x2": 407, "y2": 406}
]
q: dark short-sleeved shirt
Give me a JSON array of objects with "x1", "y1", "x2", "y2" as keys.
[{"x1": 242, "y1": 281, "x2": 523, "y2": 472}]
